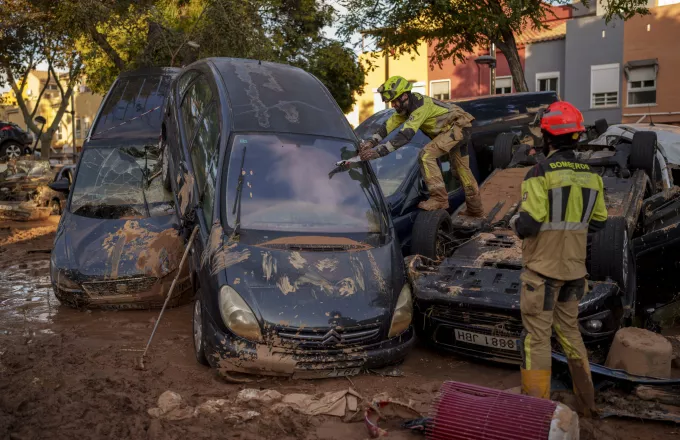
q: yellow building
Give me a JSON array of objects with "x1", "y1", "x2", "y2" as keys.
[
  {"x1": 347, "y1": 41, "x2": 430, "y2": 126},
  {"x1": 2, "y1": 70, "x2": 103, "y2": 151}
]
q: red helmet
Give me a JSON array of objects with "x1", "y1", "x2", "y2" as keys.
[{"x1": 540, "y1": 101, "x2": 585, "y2": 136}]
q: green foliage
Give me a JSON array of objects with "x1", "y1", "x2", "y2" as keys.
[{"x1": 338, "y1": 0, "x2": 650, "y2": 93}]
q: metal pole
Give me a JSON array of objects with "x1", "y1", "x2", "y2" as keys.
[
  {"x1": 490, "y1": 43, "x2": 496, "y2": 95},
  {"x1": 139, "y1": 225, "x2": 199, "y2": 369},
  {"x1": 71, "y1": 89, "x2": 76, "y2": 163}
]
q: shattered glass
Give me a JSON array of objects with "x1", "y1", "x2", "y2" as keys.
[
  {"x1": 224, "y1": 134, "x2": 384, "y2": 233},
  {"x1": 70, "y1": 147, "x2": 173, "y2": 219}
]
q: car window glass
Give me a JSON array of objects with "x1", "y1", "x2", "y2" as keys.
[
  {"x1": 181, "y1": 76, "x2": 213, "y2": 145},
  {"x1": 354, "y1": 110, "x2": 394, "y2": 140},
  {"x1": 190, "y1": 103, "x2": 220, "y2": 226},
  {"x1": 178, "y1": 71, "x2": 199, "y2": 98}
]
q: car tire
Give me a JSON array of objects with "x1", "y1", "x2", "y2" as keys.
[
  {"x1": 193, "y1": 295, "x2": 210, "y2": 366},
  {"x1": 161, "y1": 140, "x2": 172, "y2": 191},
  {"x1": 630, "y1": 131, "x2": 657, "y2": 179},
  {"x1": 493, "y1": 133, "x2": 520, "y2": 170},
  {"x1": 411, "y1": 209, "x2": 453, "y2": 260},
  {"x1": 0, "y1": 141, "x2": 24, "y2": 162},
  {"x1": 594, "y1": 118, "x2": 609, "y2": 136},
  {"x1": 589, "y1": 217, "x2": 633, "y2": 296}
]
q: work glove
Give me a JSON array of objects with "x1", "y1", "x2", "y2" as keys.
[
  {"x1": 359, "y1": 140, "x2": 376, "y2": 153},
  {"x1": 359, "y1": 147, "x2": 380, "y2": 161},
  {"x1": 509, "y1": 214, "x2": 520, "y2": 236}
]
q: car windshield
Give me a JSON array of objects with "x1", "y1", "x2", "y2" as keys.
[
  {"x1": 70, "y1": 147, "x2": 174, "y2": 219},
  {"x1": 224, "y1": 134, "x2": 384, "y2": 234}
]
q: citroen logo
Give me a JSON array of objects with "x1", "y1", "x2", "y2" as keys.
[{"x1": 321, "y1": 329, "x2": 342, "y2": 345}]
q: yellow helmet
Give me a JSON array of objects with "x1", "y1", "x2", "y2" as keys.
[{"x1": 378, "y1": 76, "x2": 412, "y2": 102}]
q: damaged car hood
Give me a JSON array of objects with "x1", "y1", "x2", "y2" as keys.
[
  {"x1": 202, "y1": 227, "x2": 403, "y2": 329},
  {"x1": 53, "y1": 210, "x2": 184, "y2": 280}
]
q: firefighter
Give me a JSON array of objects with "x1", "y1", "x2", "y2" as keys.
[
  {"x1": 510, "y1": 101, "x2": 607, "y2": 417},
  {"x1": 358, "y1": 76, "x2": 483, "y2": 215}
]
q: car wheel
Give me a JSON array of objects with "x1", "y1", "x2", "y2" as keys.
[
  {"x1": 493, "y1": 133, "x2": 520, "y2": 170},
  {"x1": 411, "y1": 209, "x2": 454, "y2": 260},
  {"x1": 1, "y1": 141, "x2": 23, "y2": 162},
  {"x1": 193, "y1": 296, "x2": 210, "y2": 366},
  {"x1": 50, "y1": 199, "x2": 62, "y2": 215},
  {"x1": 589, "y1": 217, "x2": 633, "y2": 296},
  {"x1": 630, "y1": 131, "x2": 657, "y2": 180},
  {"x1": 593, "y1": 118, "x2": 609, "y2": 136},
  {"x1": 161, "y1": 140, "x2": 172, "y2": 191}
]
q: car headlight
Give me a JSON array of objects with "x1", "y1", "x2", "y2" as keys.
[
  {"x1": 219, "y1": 285, "x2": 263, "y2": 342},
  {"x1": 388, "y1": 284, "x2": 413, "y2": 337},
  {"x1": 55, "y1": 270, "x2": 81, "y2": 290}
]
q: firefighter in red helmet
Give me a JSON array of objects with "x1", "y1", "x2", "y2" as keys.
[{"x1": 509, "y1": 101, "x2": 607, "y2": 416}]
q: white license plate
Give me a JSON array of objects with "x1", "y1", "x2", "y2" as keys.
[
  {"x1": 327, "y1": 368, "x2": 361, "y2": 377},
  {"x1": 455, "y1": 329, "x2": 520, "y2": 351}
]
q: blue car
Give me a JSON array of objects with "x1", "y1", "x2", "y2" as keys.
[{"x1": 354, "y1": 91, "x2": 559, "y2": 259}]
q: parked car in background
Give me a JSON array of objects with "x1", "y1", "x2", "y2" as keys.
[
  {"x1": 0, "y1": 121, "x2": 33, "y2": 162},
  {"x1": 353, "y1": 91, "x2": 559, "y2": 259},
  {"x1": 161, "y1": 58, "x2": 414, "y2": 379},
  {"x1": 49, "y1": 67, "x2": 193, "y2": 310}
]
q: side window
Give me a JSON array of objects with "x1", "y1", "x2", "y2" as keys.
[
  {"x1": 178, "y1": 71, "x2": 198, "y2": 97},
  {"x1": 440, "y1": 157, "x2": 461, "y2": 194},
  {"x1": 180, "y1": 76, "x2": 212, "y2": 145},
  {"x1": 190, "y1": 104, "x2": 220, "y2": 226}
]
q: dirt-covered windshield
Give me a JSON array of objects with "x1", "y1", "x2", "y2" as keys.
[
  {"x1": 70, "y1": 147, "x2": 173, "y2": 219},
  {"x1": 224, "y1": 134, "x2": 384, "y2": 234}
]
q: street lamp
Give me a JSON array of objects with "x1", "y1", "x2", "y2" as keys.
[{"x1": 475, "y1": 55, "x2": 497, "y2": 96}]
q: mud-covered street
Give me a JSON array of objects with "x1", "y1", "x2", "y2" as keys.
[{"x1": 0, "y1": 219, "x2": 676, "y2": 440}]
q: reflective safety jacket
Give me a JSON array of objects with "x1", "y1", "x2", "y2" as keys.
[
  {"x1": 370, "y1": 93, "x2": 474, "y2": 157},
  {"x1": 515, "y1": 149, "x2": 608, "y2": 280}
]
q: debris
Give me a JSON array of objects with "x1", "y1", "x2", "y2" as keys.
[
  {"x1": 195, "y1": 399, "x2": 230, "y2": 415},
  {"x1": 605, "y1": 328, "x2": 673, "y2": 378},
  {"x1": 273, "y1": 388, "x2": 363, "y2": 417},
  {"x1": 157, "y1": 390, "x2": 182, "y2": 413},
  {"x1": 599, "y1": 391, "x2": 680, "y2": 423},
  {"x1": 225, "y1": 410, "x2": 260, "y2": 424},
  {"x1": 364, "y1": 398, "x2": 422, "y2": 438},
  {"x1": 368, "y1": 366, "x2": 404, "y2": 377},
  {"x1": 237, "y1": 389, "x2": 283, "y2": 405},
  {"x1": 635, "y1": 385, "x2": 680, "y2": 406},
  {"x1": 147, "y1": 390, "x2": 195, "y2": 421}
]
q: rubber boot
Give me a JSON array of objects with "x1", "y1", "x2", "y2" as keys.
[
  {"x1": 567, "y1": 358, "x2": 598, "y2": 418},
  {"x1": 520, "y1": 368, "x2": 551, "y2": 399},
  {"x1": 461, "y1": 192, "x2": 484, "y2": 217},
  {"x1": 418, "y1": 186, "x2": 449, "y2": 211}
]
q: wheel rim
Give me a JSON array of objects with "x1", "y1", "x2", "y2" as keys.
[
  {"x1": 6, "y1": 145, "x2": 21, "y2": 158},
  {"x1": 622, "y1": 230, "x2": 629, "y2": 289},
  {"x1": 51, "y1": 200, "x2": 60, "y2": 215},
  {"x1": 193, "y1": 299, "x2": 202, "y2": 353}
]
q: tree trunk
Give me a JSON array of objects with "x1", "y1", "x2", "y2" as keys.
[
  {"x1": 39, "y1": 130, "x2": 54, "y2": 162},
  {"x1": 495, "y1": 31, "x2": 528, "y2": 93},
  {"x1": 88, "y1": 26, "x2": 126, "y2": 71}
]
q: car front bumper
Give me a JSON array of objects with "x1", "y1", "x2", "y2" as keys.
[{"x1": 203, "y1": 311, "x2": 415, "y2": 379}]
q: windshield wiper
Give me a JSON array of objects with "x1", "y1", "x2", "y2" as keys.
[{"x1": 231, "y1": 145, "x2": 247, "y2": 239}]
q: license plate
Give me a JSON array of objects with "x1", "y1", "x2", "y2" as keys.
[
  {"x1": 327, "y1": 367, "x2": 361, "y2": 377},
  {"x1": 455, "y1": 329, "x2": 520, "y2": 351}
]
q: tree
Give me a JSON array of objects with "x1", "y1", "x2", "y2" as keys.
[
  {"x1": 51, "y1": 0, "x2": 365, "y2": 111},
  {"x1": 338, "y1": 0, "x2": 650, "y2": 93},
  {"x1": 0, "y1": 0, "x2": 83, "y2": 160}
]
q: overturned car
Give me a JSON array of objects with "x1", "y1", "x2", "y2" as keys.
[{"x1": 411, "y1": 124, "x2": 680, "y2": 364}]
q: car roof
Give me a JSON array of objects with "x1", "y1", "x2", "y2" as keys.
[
  {"x1": 206, "y1": 58, "x2": 356, "y2": 141},
  {"x1": 449, "y1": 91, "x2": 558, "y2": 104}
]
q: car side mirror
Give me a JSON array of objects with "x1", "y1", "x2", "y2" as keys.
[{"x1": 49, "y1": 178, "x2": 71, "y2": 194}]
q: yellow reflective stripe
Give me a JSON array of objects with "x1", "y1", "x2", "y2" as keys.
[
  {"x1": 421, "y1": 152, "x2": 432, "y2": 179},
  {"x1": 384, "y1": 141, "x2": 396, "y2": 152},
  {"x1": 524, "y1": 333, "x2": 532, "y2": 370},
  {"x1": 458, "y1": 168, "x2": 471, "y2": 186},
  {"x1": 539, "y1": 221, "x2": 588, "y2": 232},
  {"x1": 554, "y1": 324, "x2": 581, "y2": 360}
]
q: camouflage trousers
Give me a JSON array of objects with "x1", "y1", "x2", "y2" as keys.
[{"x1": 418, "y1": 128, "x2": 482, "y2": 214}]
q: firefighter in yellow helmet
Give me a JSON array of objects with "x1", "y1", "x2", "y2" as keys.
[
  {"x1": 510, "y1": 101, "x2": 608, "y2": 417},
  {"x1": 358, "y1": 76, "x2": 483, "y2": 215}
]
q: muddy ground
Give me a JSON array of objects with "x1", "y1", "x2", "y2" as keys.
[{"x1": 0, "y1": 218, "x2": 678, "y2": 440}]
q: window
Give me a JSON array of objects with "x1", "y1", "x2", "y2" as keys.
[
  {"x1": 495, "y1": 76, "x2": 512, "y2": 94},
  {"x1": 440, "y1": 157, "x2": 461, "y2": 194},
  {"x1": 57, "y1": 125, "x2": 64, "y2": 141},
  {"x1": 372, "y1": 89, "x2": 387, "y2": 114},
  {"x1": 591, "y1": 64, "x2": 620, "y2": 108},
  {"x1": 627, "y1": 66, "x2": 657, "y2": 106},
  {"x1": 178, "y1": 71, "x2": 199, "y2": 98},
  {"x1": 190, "y1": 104, "x2": 220, "y2": 225},
  {"x1": 536, "y1": 72, "x2": 560, "y2": 95},
  {"x1": 75, "y1": 118, "x2": 82, "y2": 139},
  {"x1": 430, "y1": 80, "x2": 451, "y2": 101},
  {"x1": 181, "y1": 76, "x2": 212, "y2": 144}
]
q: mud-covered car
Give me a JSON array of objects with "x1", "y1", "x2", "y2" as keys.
[
  {"x1": 0, "y1": 159, "x2": 66, "y2": 214},
  {"x1": 49, "y1": 67, "x2": 192, "y2": 309},
  {"x1": 161, "y1": 58, "x2": 414, "y2": 378},
  {"x1": 411, "y1": 126, "x2": 680, "y2": 364},
  {"x1": 354, "y1": 91, "x2": 558, "y2": 259}
]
